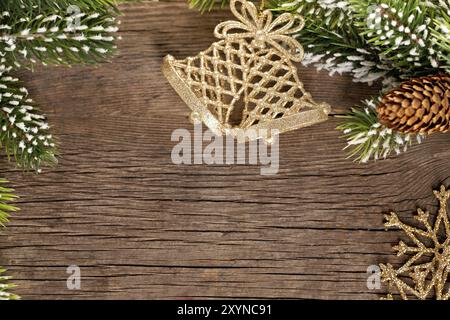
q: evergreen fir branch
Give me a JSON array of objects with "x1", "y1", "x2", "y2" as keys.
[
  {"x1": 0, "y1": 5, "x2": 120, "y2": 68},
  {"x1": 0, "y1": 179, "x2": 19, "y2": 300},
  {"x1": 271, "y1": 0, "x2": 448, "y2": 84},
  {"x1": 189, "y1": 0, "x2": 229, "y2": 12},
  {"x1": 0, "y1": 0, "x2": 120, "y2": 15},
  {"x1": 0, "y1": 62, "x2": 57, "y2": 171},
  {"x1": 431, "y1": 12, "x2": 450, "y2": 72},
  {"x1": 269, "y1": 0, "x2": 352, "y2": 28},
  {"x1": 0, "y1": 0, "x2": 126, "y2": 170},
  {"x1": 424, "y1": 0, "x2": 450, "y2": 13},
  {"x1": 0, "y1": 268, "x2": 19, "y2": 300},
  {"x1": 0, "y1": 179, "x2": 18, "y2": 227},
  {"x1": 267, "y1": 1, "x2": 395, "y2": 84},
  {"x1": 299, "y1": 25, "x2": 395, "y2": 85},
  {"x1": 337, "y1": 99, "x2": 423, "y2": 163},
  {"x1": 349, "y1": 0, "x2": 442, "y2": 72}
]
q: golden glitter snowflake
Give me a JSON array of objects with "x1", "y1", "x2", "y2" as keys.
[{"x1": 379, "y1": 185, "x2": 450, "y2": 300}]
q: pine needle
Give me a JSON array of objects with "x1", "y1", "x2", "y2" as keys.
[{"x1": 0, "y1": 180, "x2": 19, "y2": 300}]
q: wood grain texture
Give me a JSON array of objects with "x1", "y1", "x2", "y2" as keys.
[{"x1": 1, "y1": 1, "x2": 450, "y2": 300}]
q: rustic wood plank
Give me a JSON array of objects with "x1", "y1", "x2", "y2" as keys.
[{"x1": 0, "y1": 1, "x2": 450, "y2": 300}]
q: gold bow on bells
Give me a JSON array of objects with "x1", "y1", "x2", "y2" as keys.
[
  {"x1": 163, "y1": 0, "x2": 331, "y2": 143},
  {"x1": 214, "y1": 0, "x2": 305, "y2": 62}
]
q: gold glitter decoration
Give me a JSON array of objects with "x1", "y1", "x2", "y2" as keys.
[
  {"x1": 380, "y1": 185, "x2": 450, "y2": 300},
  {"x1": 162, "y1": 0, "x2": 331, "y2": 143}
]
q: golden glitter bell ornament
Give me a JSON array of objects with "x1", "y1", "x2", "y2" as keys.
[{"x1": 162, "y1": 0, "x2": 331, "y2": 143}]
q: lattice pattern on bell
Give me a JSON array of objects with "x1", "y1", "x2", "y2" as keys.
[{"x1": 163, "y1": 0, "x2": 331, "y2": 143}]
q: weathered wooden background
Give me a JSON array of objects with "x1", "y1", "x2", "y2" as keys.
[{"x1": 0, "y1": 1, "x2": 449, "y2": 300}]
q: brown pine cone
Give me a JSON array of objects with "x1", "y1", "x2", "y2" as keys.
[{"x1": 377, "y1": 74, "x2": 450, "y2": 134}]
